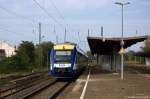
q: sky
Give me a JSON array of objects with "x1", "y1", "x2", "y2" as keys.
[{"x1": 0, "y1": 0, "x2": 149, "y2": 51}]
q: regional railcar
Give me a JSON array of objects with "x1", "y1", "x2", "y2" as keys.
[{"x1": 50, "y1": 42, "x2": 88, "y2": 78}]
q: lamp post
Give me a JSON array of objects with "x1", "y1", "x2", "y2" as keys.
[{"x1": 115, "y1": 2, "x2": 130, "y2": 80}]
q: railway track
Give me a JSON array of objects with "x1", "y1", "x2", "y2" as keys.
[
  {"x1": 27, "y1": 70, "x2": 85, "y2": 99},
  {"x1": 9, "y1": 78, "x2": 57, "y2": 99},
  {"x1": 0, "y1": 74, "x2": 73, "y2": 99},
  {"x1": 125, "y1": 64, "x2": 150, "y2": 74},
  {"x1": 0, "y1": 68, "x2": 84, "y2": 99},
  {"x1": 27, "y1": 79, "x2": 72, "y2": 99},
  {"x1": 0, "y1": 71, "x2": 48, "y2": 91},
  {"x1": 0, "y1": 71, "x2": 53, "y2": 99}
]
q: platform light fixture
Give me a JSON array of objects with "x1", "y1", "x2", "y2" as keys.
[{"x1": 115, "y1": 1, "x2": 130, "y2": 80}]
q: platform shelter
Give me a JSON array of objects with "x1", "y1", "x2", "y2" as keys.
[{"x1": 87, "y1": 35, "x2": 148, "y2": 71}]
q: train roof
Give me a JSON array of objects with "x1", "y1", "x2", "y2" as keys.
[
  {"x1": 54, "y1": 42, "x2": 88, "y2": 58},
  {"x1": 54, "y1": 42, "x2": 76, "y2": 50}
]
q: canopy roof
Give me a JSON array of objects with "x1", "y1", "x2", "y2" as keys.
[
  {"x1": 135, "y1": 51, "x2": 150, "y2": 57},
  {"x1": 87, "y1": 35, "x2": 149, "y2": 55}
]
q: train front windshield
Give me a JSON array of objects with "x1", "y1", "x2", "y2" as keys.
[{"x1": 55, "y1": 51, "x2": 72, "y2": 63}]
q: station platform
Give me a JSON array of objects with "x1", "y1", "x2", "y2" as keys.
[
  {"x1": 57, "y1": 65, "x2": 150, "y2": 99},
  {"x1": 83, "y1": 66, "x2": 150, "y2": 99}
]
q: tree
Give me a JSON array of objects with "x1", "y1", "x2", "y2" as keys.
[
  {"x1": 35, "y1": 41, "x2": 53, "y2": 68},
  {"x1": 125, "y1": 50, "x2": 136, "y2": 62},
  {"x1": 86, "y1": 51, "x2": 92, "y2": 57},
  {"x1": 0, "y1": 41, "x2": 35, "y2": 74},
  {"x1": 16, "y1": 41, "x2": 35, "y2": 68},
  {"x1": 0, "y1": 41, "x2": 54, "y2": 74},
  {"x1": 142, "y1": 38, "x2": 150, "y2": 53},
  {"x1": 0, "y1": 55, "x2": 22, "y2": 73}
]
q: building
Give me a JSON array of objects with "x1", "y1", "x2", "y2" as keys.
[
  {"x1": 0, "y1": 41, "x2": 16, "y2": 58},
  {"x1": 145, "y1": 57, "x2": 150, "y2": 66},
  {"x1": 135, "y1": 51, "x2": 150, "y2": 66}
]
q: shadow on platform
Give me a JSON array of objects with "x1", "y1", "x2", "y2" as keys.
[{"x1": 89, "y1": 65, "x2": 112, "y2": 75}]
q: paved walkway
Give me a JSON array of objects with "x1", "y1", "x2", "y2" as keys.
[
  {"x1": 57, "y1": 66, "x2": 150, "y2": 99},
  {"x1": 83, "y1": 66, "x2": 150, "y2": 99}
]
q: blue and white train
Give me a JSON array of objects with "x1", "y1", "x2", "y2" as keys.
[{"x1": 50, "y1": 42, "x2": 88, "y2": 78}]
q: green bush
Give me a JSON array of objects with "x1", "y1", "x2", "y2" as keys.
[
  {"x1": 0, "y1": 56, "x2": 20, "y2": 74},
  {"x1": 0, "y1": 41, "x2": 53, "y2": 74}
]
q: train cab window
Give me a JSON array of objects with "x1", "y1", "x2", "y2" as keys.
[{"x1": 55, "y1": 51, "x2": 72, "y2": 63}]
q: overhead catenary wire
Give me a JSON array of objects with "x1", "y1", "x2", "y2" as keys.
[
  {"x1": 0, "y1": 0, "x2": 85, "y2": 47},
  {"x1": 0, "y1": 5, "x2": 41, "y2": 43},
  {"x1": 0, "y1": 2, "x2": 64, "y2": 43},
  {"x1": 0, "y1": 1, "x2": 80, "y2": 47},
  {"x1": 33, "y1": 0, "x2": 76, "y2": 43},
  {"x1": 33, "y1": 0, "x2": 64, "y2": 29},
  {"x1": 0, "y1": 5, "x2": 38, "y2": 29},
  {"x1": 0, "y1": 26, "x2": 38, "y2": 41},
  {"x1": 49, "y1": 0, "x2": 66, "y2": 23},
  {"x1": 36, "y1": 0, "x2": 79, "y2": 44},
  {"x1": 49, "y1": 0, "x2": 76, "y2": 41},
  {"x1": 33, "y1": 0, "x2": 75, "y2": 43},
  {"x1": 49, "y1": 0, "x2": 71, "y2": 36}
]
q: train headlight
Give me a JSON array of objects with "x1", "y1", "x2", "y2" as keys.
[
  {"x1": 50, "y1": 64, "x2": 53, "y2": 70},
  {"x1": 73, "y1": 64, "x2": 76, "y2": 70}
]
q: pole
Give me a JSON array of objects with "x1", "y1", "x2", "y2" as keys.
[
  {"x1": 56, "y1": 35, "x2": 58, "y2": 43},
  {"x1": 39, "y1": 23, "x2": 41, "y2": 45},
  {"x1": 88, "y1": 29, "x2": 90, "y2": 37},
  {"x1": 121, "y1": 52, "x2": 124, "y2": 79},
  {"x1": 115, "y1": 2, "x2": 130, "y2": 80},
  {"x1": 64, "y1": 28, "x2": 66, "y2": 42},
  {"x1": 101, "y1": 26, "x2": 103, "y2": 37},
  {"x1": 78, "y1": 32, "x2": 80, "y2": 46},
  {"x1": 39, "y1": 23, "x2": 42, "y2": 67},
  {"x1": 54, "y1": 25, "x2": 58, "y2": 43},
  {"x1": 121, "y1": 4, "x2": 124, "y2": 80},
  {"x1": 47, "y1": 51, "x2": 49, "y2": 70}
]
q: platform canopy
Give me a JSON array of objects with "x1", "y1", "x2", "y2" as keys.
[
  {"x1": 135, "y1": 51, "x2": 150, "y2": 57},
  {"x1": 87, "y1": 35, "x2": 149, "y2": 55}
]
